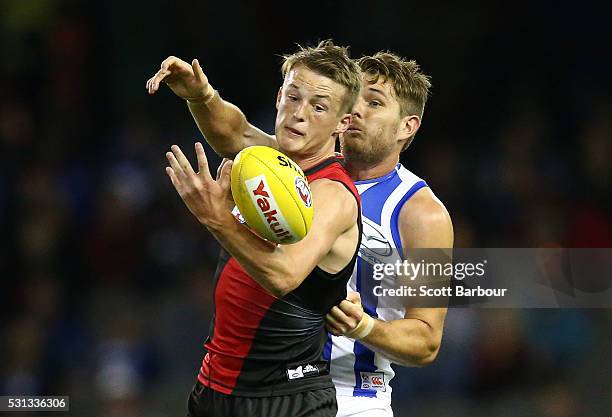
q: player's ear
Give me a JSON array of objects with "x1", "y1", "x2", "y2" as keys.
[
  {"x1": 276, "y1": 86, "x2": 283, "y2": 110},
  {"x1": 398, "y1": 114, "x2": 420, "y2": 143},
  {"x1": 334, "y1": 113, "x2": 352, "y2": 135}
]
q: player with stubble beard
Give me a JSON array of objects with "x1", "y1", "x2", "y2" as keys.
[{"x1": 326, "y1": 52, "x2": 453, "y2": 417}]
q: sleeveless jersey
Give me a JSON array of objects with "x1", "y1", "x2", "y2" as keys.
[
  {"x1": 325, "y1": 163, "x2": 428, "y2": 400},
  {"x1": 198, "y1": 156, "x2": 362, "y2": 397}
]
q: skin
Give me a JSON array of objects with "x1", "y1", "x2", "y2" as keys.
[
  {"x1": 340, "y1": 77, "x2": 419, "y2": 171},
  {"x1": 274, "y1": 68, "x2": 351, "y2": 165},
  {"x1": 326, "y1": 76, "x2": 453, "y2": 366},
  {"x1": 325, "y1": 185, "x2": 452, "y2": 366},
  {"x1": 148, "y1": 56, "x2": 359, "y2": 297},
  {"x1": 147, "y1": 56, "x2": 453, "y2": 365}
]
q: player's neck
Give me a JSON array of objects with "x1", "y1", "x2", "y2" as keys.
[
  {"x1": 346, "y1": 154, "x2": 400, "y2": 181},
  {"x1": 291, "y1": 144, "x2": 336, "y2": 172}
]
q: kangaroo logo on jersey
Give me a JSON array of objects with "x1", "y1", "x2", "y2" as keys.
[{"x1": 359, "y1": 217, "x2": 393, "y2": 265}]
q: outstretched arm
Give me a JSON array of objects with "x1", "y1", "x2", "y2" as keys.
[
  {"x1": 326, "y1": 187, "x2": 453, "y2": 366},
  {"x1": 147, "y1": 56, "x2": 276, "y2": 157}
]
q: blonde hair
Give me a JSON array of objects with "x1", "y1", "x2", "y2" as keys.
[{"x1": 282, "y1": 40, "x2": 361, "y2": 114}]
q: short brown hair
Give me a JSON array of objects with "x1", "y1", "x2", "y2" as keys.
[
  {"x1": 358, "y1": 52, "x2": 432, "y2": 150},
  {"x1": 281, "y1": 40, "x2": 361, "y2": 114}
]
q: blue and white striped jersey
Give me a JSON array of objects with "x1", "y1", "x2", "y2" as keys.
[{"x1": 325, "y1": 163, "x2": 428, "y2": 399}]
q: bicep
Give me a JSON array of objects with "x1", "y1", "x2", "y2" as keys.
[
  {"x1": 276, "y1": 180, "x2": 358, "y2": 282},
  {"x1": 398, "y1": 187, "x2": 452, "y2": 331}
]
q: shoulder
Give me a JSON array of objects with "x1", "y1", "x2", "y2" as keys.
[
  {"x1": 307, "y1": 158, "x2": 351, "y2": 181},
  {"x1": 311, "y1": 179, "x2": 357, "y2": 209},
  {"x1": 398, "y1": 186, "x2": 453, "y2": 248},
  {"x1": 310, "y1": 179, "x2": 358, "y2": 227},
  {"x1": 308, "y1": 159, "x2": 359, "y2": 202}
]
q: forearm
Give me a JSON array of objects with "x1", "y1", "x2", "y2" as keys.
[
  {"x1": 187, "y1": 91, "x2": 250, "y2": 158},
  {"x1": 360, "y1": 316, "x2": 443, "y2": 367},
  {"x1": 208, "y1": 213, "x2": 300, "y2": 297}
]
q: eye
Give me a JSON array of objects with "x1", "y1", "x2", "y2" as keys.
[
  {"x1": 369, "y1": 100, "x2": 382, "y2": 108},
  {"x1": 287, "y1": 94, "x2": 298, "y2": 101},
  {"x1": 314, "y1": 104, "x2": 326, "y2": 112}
]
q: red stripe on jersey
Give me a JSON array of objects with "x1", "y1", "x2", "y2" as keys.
[
  {"x1": 199, "y1": 156, "x2": 359, "y2": 395},
  {"x1": 199, "y1": 257, "x2": 277, "y2": 394},
  {"x1": 307, "y1": 159, "x2": 360, "y2": 204}
]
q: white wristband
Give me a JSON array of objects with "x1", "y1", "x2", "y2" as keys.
[
  {"x1": 186, "y1": 84, "x2": 216, "y2": 105},
  {"x1": 345, "y1": 313, "x2": 375, "y2": 340}
]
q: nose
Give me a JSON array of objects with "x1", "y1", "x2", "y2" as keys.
[
  {"x1": 352, "y1": 97, "x2": 365, "y2": 119},
  {"x1": 292, "y1": 102, "x2": 306, "y2": 122}
]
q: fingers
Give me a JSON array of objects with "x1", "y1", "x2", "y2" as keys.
[
  {"x1": 325, "y1": 313, "x2": 344, "y2": 333},
  {"x1": 147, "y1": 68, "x2": 172, "y2": 94},
  {"x1": 195, "y1": 142, "x2": 213, "y2": 181},
  {"x1": 326, "y1": 309, "x2": 357, "y2": 335},
  {"x1": 166, "y1": 142, "x2": 221, "y2": 184},
  {"x1": 171, "y1": 145, "x2": 197, "y2": 178},
  {"x1": 329, "y1": 305, "x2": 352, "y2": 324},
  {"x1": 166, "y1": 151, "x2": 186, "y2": 182},
  {"x1": 192, "y1": 59, "x2": 206, "y2": 84},
  {"x1": 146, "y1": 56, "x2": 190, "y2": 94},
  {"x1": 325, "y1": 322, "x2": 342, "y2": 336},
  {"x1": 217, "y1": 159, "x2": 233, "y2": 190},
  {"x1": 346, "y1": 291, "x2": 362, "y2": 304},
  {"x1": 160, "y1": 55, "x2": 182, "y2": 71},
  {"x1": 216, "y1": 158, "x2": 231, "y2": 179},
  {"x1": 166, "y1": 167, "x2": 181, "y2": 190},
  {"x1": 338, "y1": 300, "x2": 354, "y2": 311},
  {"x1": 338, "y1": 299, "x2": 364, "y2": 322}
]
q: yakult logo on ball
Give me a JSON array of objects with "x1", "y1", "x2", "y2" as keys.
[
  {"x1": 245, "y1": 175, "x2": 294, "y2": 243},
  {"x1": 294, "y1": 177, "x2": 312, "y2": 208}
]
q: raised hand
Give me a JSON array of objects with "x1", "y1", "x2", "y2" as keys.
[
  {"x1": 147, "y1": 57, "x2": 213, "y2": 102},
  {"x1": 165, "y1": 142, "x2": 234, "y2": 229}
]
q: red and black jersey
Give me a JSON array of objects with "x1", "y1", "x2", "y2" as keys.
[{"x1": 198, "y1": 156, "x2": 361, "y2": 397}]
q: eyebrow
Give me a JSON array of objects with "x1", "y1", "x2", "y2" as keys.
[
  {"x1": 314, "y1": 94, "x2": 331, "y2": 101},
  {"x1": 367, "y1": 87, "x2": 388, "y2": 98},
  {"x1": 287, "y1": 84, "x2": 331, "y2": 101}
]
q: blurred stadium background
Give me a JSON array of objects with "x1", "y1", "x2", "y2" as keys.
[{"x1": 1, "y1": 0, "x2": 611, "y2": 416}]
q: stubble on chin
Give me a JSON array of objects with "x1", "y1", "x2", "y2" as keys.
[{"x1": 341, "y1": 139, "x2": 372, "y2": 165}]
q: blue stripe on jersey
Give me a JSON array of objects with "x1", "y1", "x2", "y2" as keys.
[
  {"x1": 323, "y1": 332, "x2": 332, "y2": 362},
  {"x1": 390, "y1": 180, "x2": 428, "y2": 254},
  {"x1": 354, "y1": 167, "x2": 398, "y2": 185},
  {"x1": 359, "y1": 171, "x2": 401, "y2": 224},
  {"x1": 352, "y1": 341, "x2": 377, "y2": 397},
  {"x1": 352, "y1": 257, "x2": 379, "y2": 397}
]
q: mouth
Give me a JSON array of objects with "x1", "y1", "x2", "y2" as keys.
[
  {"x1": 346, "y1": 126, "x2": 363, "y2": 134},
  {"x1": 284, "y1": 126, "x2": 305, "y2": 137}
]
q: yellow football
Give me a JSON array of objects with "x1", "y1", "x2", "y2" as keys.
[{"x1": 230, "y1": 146, "x2": 314, "y2": 244}]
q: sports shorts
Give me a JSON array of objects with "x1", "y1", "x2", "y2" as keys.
[
  {"x1": 336, "y1": 394, "x2": 393, "y2": 417},
  {"x1": 185, "y1": 380, "x2": 338, "y2": 417}
]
